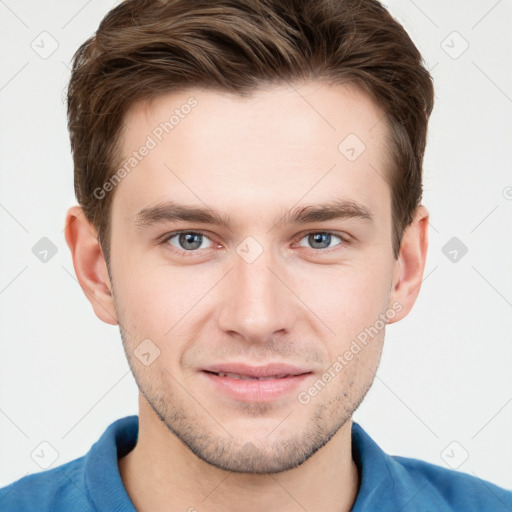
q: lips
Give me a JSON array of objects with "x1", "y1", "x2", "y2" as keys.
[
  {"x1": 212, "y1": 372, "x2": 293, "y2": 380},
  {"x1": 200, "y1": 363, "x2": 313, "y2": 402},
  {"x1": 202, "y1": 363, "x2": 311, "y2": 379}
]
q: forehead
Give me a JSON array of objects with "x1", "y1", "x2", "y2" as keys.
[{"x1": 113, "y1": 81, "x2": 392, "y2": 228}]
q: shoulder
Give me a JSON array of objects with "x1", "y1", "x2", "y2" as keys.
[
  {"x1": 351, "y1": 423, "x2": 512, "y2": 511},
  {"x1": 391, "y1": 454, "x2": 512, "y2": 510},
  {"x1": 0, "y1": 456, "x2": 95, "y2": 512},
  {"x1": 0, "y1": 416, "x2": 138, "y2": 512}
]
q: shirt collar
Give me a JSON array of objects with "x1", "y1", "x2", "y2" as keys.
[
  {"x1": 84, "y1": 415, "x2": 138, "y2": 511},
  {"x1": 83, "y1": 415, "x2": 412, "y2": 511}
]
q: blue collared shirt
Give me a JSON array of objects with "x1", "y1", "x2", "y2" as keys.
[{"x1": 1, "y1": 415, "x2": 511, "y2": 511}]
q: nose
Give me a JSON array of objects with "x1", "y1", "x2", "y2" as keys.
[{"x1": 216, "y1": 243, "x2": 298, "y2": 344}]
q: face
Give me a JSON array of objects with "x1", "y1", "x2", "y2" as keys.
[{"x1": 107, "y1": 81, "x2": 399, "y2": 473}]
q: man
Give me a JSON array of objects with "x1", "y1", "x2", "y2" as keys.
[{"x1": 1, "y1": 0, "x2": 511, "y2": 510}]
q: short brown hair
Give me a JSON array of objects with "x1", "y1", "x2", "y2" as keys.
[{"x1": 67, "y1": 0, "x2": 434, "y2": 266}]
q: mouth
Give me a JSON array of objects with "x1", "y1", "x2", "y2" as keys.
[
  {"x1": 200, "y1": 363, "x2": 313, "y2": 402},
  {"x1": 204, "y1": 371, "x2": 299, "y2": 380}
]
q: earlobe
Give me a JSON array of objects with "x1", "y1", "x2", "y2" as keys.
[
  {"x1": 64, "y1": 206, "x2": 118, "y2": 326},
  {"x1": 387, "y1": 205, "x2": 429, "y2": 324}
]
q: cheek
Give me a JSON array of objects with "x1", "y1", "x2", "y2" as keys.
[
  {"x1": 112, "y1": 259, "x2": 213, "y2": 353},
  {"x1": 298, "y1": 262, "x2": 392, "y2": 338}
]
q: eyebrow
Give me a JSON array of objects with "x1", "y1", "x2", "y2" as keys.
[{"x1": 134, "y1": 199, "x2": 373, "y2": 229}]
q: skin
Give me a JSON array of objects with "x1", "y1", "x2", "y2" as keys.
[{"x1": 65, "y1": 81, "x2": 429, "y2": 512}]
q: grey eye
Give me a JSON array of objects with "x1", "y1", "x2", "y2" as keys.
[
  {"x1": 298, "y1": 232, "x2": 342, "y2": 250},
  {"x1": 167, "y1": 232, "x2": 213, "y2": 251}
]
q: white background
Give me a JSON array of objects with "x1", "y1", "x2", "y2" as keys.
[{"x1": 1, "y1": 0, "x2": 511, "y2": 492}]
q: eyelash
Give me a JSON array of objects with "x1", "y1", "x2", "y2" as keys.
[{"x1": 159, "y1": 230, "x2": 350, "y2": 258}]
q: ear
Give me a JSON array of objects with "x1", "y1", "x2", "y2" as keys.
[
  {"x1": 387, "y1": 205, "x2": 429, "y2": 324},
  {"x1": 64, "y1": 205, "x2": 118, "y2": 325}
]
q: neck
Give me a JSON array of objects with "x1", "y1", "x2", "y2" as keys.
[{"x1": 119, "y1": 398, "x2": 359, "y2": 512}]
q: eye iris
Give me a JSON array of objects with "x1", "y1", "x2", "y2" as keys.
[
  {"x1": 309, "y1": 232, "x2": 330, "y2": 249},
  {"x1": 179, "y1": 233, "x2": 202, "y2": 250}
]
